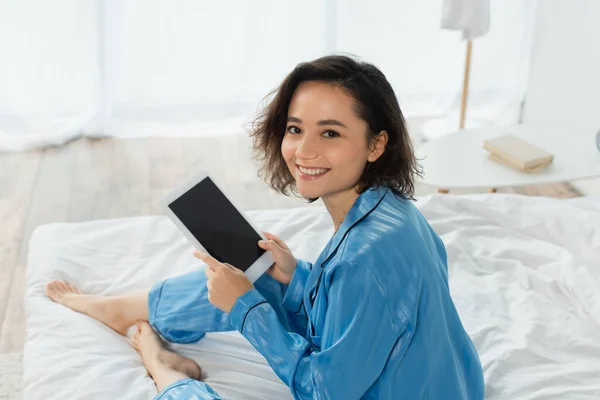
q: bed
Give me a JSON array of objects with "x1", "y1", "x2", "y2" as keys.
[{"x1": 24, "y1": 193, "x2": 600, "y2": 399}]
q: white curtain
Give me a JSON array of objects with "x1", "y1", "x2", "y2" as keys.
[
  {"x1": 0, "y1": 0, "x2": 100, "y2": 151},
  {"x1": 0, "y1": 0, "x2": 536, "y2": 152}
]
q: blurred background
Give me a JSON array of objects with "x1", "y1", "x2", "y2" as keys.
[
  {"x1": 0, "y1": 0, "x2": 536, "y2": 148},
  {"x1": 1, "y1": 0, "x2": 599, "y2": 396}
]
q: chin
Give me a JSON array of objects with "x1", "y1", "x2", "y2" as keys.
[
  {"x1": 296, "y1": 185, "x2": 324, "y2": 199},
  {"x1": 294, "y1": 178, "x2": 333, "y2": 199}
]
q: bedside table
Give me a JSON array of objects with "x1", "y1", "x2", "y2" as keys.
[{"x1": 415, "y1": 124, "x2": 600, "y2": 192}]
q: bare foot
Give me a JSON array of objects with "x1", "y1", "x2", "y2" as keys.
[
  {"x1": 45, "y1": 280, "x2": 130, "y2": 335},
  {"x1": 132, "y1": 321, "x2": 202, "y2": 381}
]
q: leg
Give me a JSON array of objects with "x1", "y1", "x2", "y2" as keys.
[
  {"x1": 131, "y1": 321, "x2": 202, "y2": 392},
  {"x1": 150, "y1": 268, "x2": 297, "y2": 344},
  {"x1": 46, "y1": 280, "x2": 149, "y2": 335}
]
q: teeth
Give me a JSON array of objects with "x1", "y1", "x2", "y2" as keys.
[{"x1": 298, "y1": 166, "x2": 328, "y2": 175}]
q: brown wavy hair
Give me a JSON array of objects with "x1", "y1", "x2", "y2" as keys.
[{"x1": 250, "y1": 54, "x2": 422, "y2": 202}]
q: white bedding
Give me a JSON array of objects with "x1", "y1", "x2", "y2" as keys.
[{"x1": 24, "y1": 194, "x2": 600, "y2": 399}]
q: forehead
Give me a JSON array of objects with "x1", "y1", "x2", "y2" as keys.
[{"x1": 288, "y1": 81, "x2": 359, "y2": 122}]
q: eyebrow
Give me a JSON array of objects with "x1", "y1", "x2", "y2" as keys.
[{"x1": 287, "y1": 116, "x2": 347, "y2": 129}]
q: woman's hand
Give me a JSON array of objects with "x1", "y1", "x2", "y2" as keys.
[
  {"x1": 194, "y1": 250, "x2": 254, "y2": 313},
  {"x1": 258, "y1": 232, "x2": 297, "y2": 285}
]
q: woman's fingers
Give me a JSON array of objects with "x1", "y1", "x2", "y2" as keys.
[
  {"x1": 204, "y1": 266, "x2": 215, "y2": 279},
  {"x1": 196, "y1": 250, "x2": 241, "y2": 280},
  {"x1": 223, "y1": 263, "x2": 239, "y2": 272},
  {"x1": 259, "y1": 238, "x2": 285, "y2": 254},
  {"x1": 266, "y1": 264, "x2": 277, "y2": 276},
  {"x1": 262, "y1": 231, "x2": 288, "y2": 250},
  {"x1": 261, "y1": 240, "x2": 284, "y2": 256},
  {"x1": 195, "y1": 250, "x2": 225, "y2": 271}
]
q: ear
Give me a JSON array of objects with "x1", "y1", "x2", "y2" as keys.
[{"x1": 368, "y1": 130, "x2": 388, "y2": 162}]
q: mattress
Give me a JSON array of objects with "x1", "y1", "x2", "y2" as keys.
[{"x1": 24, "y1": 194, "x2": 600, "y2": 399}]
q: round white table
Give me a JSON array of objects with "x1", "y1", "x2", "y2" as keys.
[{"x1": 415, "y1": 124, "x2": 600, "y2": 191}]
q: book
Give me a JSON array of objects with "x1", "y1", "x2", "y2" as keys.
[
  {"x1": 483, "y1": 134, "x2": 554, "y2": 171},
  {"x1": 488, "y1": 153, "x2": 552, "y2": 173}
]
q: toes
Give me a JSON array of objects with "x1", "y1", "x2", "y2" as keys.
[
  {"x1": 46, "y1": 280, "x2": 82, "y2": 296},
  {"x1": 46, "y1": 280, "x2": 63, "y2": 298},
  {"x1": 45, "y1": 282, "x2": 54, "y2": 296},
  {"x1": 131, "y1": 330, "x2": 140, "y2": 349},
  {"x1": 57, "y1": 281, "x2": 69, "y2": 294},
  {"x1": 66, "y1": 283, "x2": 80, "y2": 294},
  {"x1": 142, "y1": 323, "x2": 160, "y2": 341},
  {"x1": 46, "y1": 280, "x2": 85, "y2": 305},
  {"x1": 140, "y1": 321, "x2": 152, "y2": 335},
  {"x1": 61, "y1": 281, "x2": 72, "y2": 293}
]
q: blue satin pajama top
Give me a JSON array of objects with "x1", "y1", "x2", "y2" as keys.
[{"x1": 150, "y1": 185, "x2": 485, "y2": 399}]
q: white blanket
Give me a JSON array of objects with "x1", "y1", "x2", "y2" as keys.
[{"x1": 24, "y1": 194, "x2": 600, "y2": 399}]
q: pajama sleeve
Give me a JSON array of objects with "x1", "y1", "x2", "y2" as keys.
[
  {"x1": 229, "y1": 261, "x2": 403, "y2": 400},
  {"x1": 281, "y1": 259, "x2": 312, "y2": 314},
  {"x1": 149, "y1": 266, "x2": 303, "y2": 343}
]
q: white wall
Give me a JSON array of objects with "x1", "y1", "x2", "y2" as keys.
[{"x1": 522, "y1": 0, "x2": 600, "y2": 195}]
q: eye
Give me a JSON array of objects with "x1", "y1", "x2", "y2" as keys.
[
  {"x1": 287, "y1": 125, "x2": 301, "y2": 135},
  {"x1": 323, "y1": 130, "x2": 339, "y2": 138}
]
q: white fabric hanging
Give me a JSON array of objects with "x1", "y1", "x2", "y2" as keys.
[{"x1": 0, "y1": 0, "x2": 534, "y2": 152}]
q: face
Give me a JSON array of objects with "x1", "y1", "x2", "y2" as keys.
[{"x1": 281, "y1": 81, "x2": 386, "y2": 201}]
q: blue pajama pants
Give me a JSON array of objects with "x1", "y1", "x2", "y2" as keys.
[{"x1": 147, "y1": 268, "x2": 303, "y2": 400}]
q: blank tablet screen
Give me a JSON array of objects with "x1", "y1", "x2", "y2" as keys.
[{"x1": 167, "y1": 177, "x2": 265, "y2": 272}]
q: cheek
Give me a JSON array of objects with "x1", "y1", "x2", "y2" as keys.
[
  {"x1": 281, "y1": 136, "x2": 295, "y2": 163},
  {"x1": 329, "y1": 142, "x2": 369, "y2": 168}
]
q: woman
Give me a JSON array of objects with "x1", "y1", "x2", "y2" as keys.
[{"x1": 46, "y1": 55, "x2": 485, "y2": 399}]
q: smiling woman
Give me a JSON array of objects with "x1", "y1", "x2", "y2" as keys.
[
  {"x1": 251, "y1": 55, "x2": 422, "y2": 207},
  {"x1": 282, "y1": 81, "x2": 385, "y2": 205},
  {"x1": 45, "y1": 54, "x2": 485, "y2": 400}
]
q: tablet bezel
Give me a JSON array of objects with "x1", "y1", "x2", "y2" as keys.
[{"x1": 157, "y1": 169, "x2": 274, "y2": 283}]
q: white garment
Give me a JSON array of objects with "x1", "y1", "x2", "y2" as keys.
[{"x1": 441, "y1": 0, "x2": 490, "y2": 39}]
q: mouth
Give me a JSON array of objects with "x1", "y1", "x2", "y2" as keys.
[{"x1": 296, "y1": 164, "x2": 330, "y2": 180}]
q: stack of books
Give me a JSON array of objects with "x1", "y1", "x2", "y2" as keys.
[{"x1": 483, "y1": 134, "x2": 554, "y2": 173}]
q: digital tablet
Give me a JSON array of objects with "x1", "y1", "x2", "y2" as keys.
[{"x1": 157, "y1": 170, "x2": 274, "y2": 283}]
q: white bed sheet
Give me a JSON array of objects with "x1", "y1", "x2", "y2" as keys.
[{"x1": 24, "y1": 194, "x2": 600, "y2": 399}]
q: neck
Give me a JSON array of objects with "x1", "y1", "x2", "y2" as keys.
[{"x1": 322, "y1": 187, "x2": 360, "y2": 232}]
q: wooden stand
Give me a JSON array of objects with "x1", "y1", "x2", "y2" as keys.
[
  {"x1": 456, "y1": 39, "x2": 497, "y2": 193},
  {"x1": 459, "y1": 40, "x2": 473, "y2": 130}
]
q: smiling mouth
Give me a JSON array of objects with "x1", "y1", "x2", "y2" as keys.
[{"x1": 296, "y1": 165, "x2": 330, "y2": 179}]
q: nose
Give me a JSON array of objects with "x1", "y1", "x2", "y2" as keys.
[{"x1": 295, "y1": 133, "x2": 320, "y2": 160}]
